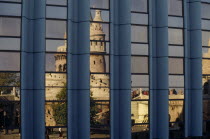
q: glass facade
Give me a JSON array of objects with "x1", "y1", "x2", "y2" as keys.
[
  {"x1": 131, "y1": 0, "x2": 149, "y2": 138},
  {"x1": 0, "y1": 0, "x2": 208, "y2": 139},
  {"x1": 0, "y1": 0, "x2": 21, "y2": 138},
  {"x1": 202, "y1": 0, "x2": 210, "y2": 137}
]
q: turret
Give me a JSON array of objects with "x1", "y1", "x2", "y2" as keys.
[
  {"x1": 90, "y1": 10, "x2": 106, "y2": 73},
  {"x1": 54, "y1": 33, "x2": 67, "y2": 72},
  {"x1": 90, "y1": 10, "x2": 106, "y2": 53}
]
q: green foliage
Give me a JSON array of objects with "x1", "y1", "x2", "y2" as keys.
[
  {"x1": 0, "y1": 73, "x2": 20, "y2": 92},
  {"x1": 90, "y1": 91, "x2": 99, "y2": 126},
  {"x1": 52, "y1": 89, "x2": 99, "y2": 126},
  {"x1": 52, "y1": 87, "x2": 67, "y2": 125},
  {"x1": 52, "y1": 101, "x2": 67, "y2": 125}
]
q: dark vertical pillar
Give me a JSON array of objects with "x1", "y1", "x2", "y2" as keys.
[
  {"x1": 150, "y1": 0, "x2": 169, "y2": 138},
  {"x1": 67, "y1": 0, "x2": 90, "y2": 138},
  {"x1": 110, "y1": 0, "x2": 131, "y2": 138}
]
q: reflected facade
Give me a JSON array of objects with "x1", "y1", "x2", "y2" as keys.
[
  {"x1": 202, "y1": 0, "x2": 210, "y2": 136},
  {"x1": 90, "y1": 1, "x2": 110, "y2": 138},
  {"x1": 131, "y1": 1, "x2": 149, "y2": 139},
  {"x1": 0, "y1": 0, "x2": 208, "y2": 139},
  {"x1": 168, "y1": 0, "x2": 184, "y2": 138},
  {"x1": 0, "y1": 0, "x2": 21, "y2": 138}
]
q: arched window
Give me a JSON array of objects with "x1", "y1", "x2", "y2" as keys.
[
  {"x1": 59, "y1": 64, "x2": 62, "y2": 72},
  {"x1": 63, "y1": 64, "x2": 67, "y2": 72}
]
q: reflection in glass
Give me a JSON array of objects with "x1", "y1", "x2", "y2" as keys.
[
  {"x1": 131, "y1": 0, "x2": 147, "y2": 12},
  {"x1": 0, "y1": 87, "x2": 20, "y2": 101},
  {"x1": 202, "y1": 59, "x2": 210, "y2": 74},
  {"x1": 45, "y1": 73, "x2": 66, "y2": 87},
  {"x1": 168, "y1": 0, "x2": 183, "y2": 16},
  {"x1": 203, "y1": 99, "x2": 210, "y2": 135},
  {"x1": 202, "y1": 19, "x2": 210, "y2": 30},
  {"x1": 202, "y1": 3, "x2": 210, "y2": 19},
  {"x1": 46, "y1": 53, "x2": 67, "y2": 72},
  {"x1": 202, "y1": 31, "x2": 210, "y2": 46},
  {"x1": 131, "y1": 88, "x2": 149, "y2": 100},
  {"x1": 131, "y1": 75, "x2": 149, "y2": 88},
  {"x1": 0, "y1": 52, "x2": 20, "y2": 71},
  {"x1": 202, "y1": 76, "x2": 210, "y2": 135},
  {"x1": 46, "y1": 40, "x2": 66, "y2": 52},
  {"x1": 90, "y1": 87, "x2": 109, "y2": 100},
  {"x1": 90, "y1": 101, "x2": 110, "y2": 138},
  {"x1": 90, "y1": 0, "x2": 109, "y2": 9},
  {"x1": 90, "y1": 55, "x2": 109, "y2": 73},
  {"x1": 131, "y1": 44, "x2": 148, "y2": 55},
  {"x1": 169, "y1": 58, "x2": 183, "y2": 74},
  {"x1": 131, "y1": 26, "x2": 148, "y2": 43},
  {"x1": 46, "y1": 6, "x2": 67, "y2": 19},
  {"x1": 168, "y1": 16, "x2": 183, "y2": 28},
  {"x1": 169, "y1": 100, "x2": 184, "y2": 138},
  {"x1": 46, "y1": 0, "x2": 67, "y2": 6},
  {"x1": 0, "y1": 38, "x2": 20, "y2": 50},
  {"x1": 91, "y1": 10, "x2": 109, "y2": 22},
  {"x1": 131, "y1": 101, "x2": 149, "y2": 124},
  {"x1": 0, "y1": 101, "x2": 20, "y2": 134},
  {"x1": 169, "y1": 100, "x2": 184, "y2": 123},
  {"x1": 90, "y1": 23, "x2": 109, "y2": 41},
  {"x1": 45, "y1": 127, "x2": 67, "y2": 139},
  {"x1": 0, "y1": 17, "x2": 21, "y2": 36},
  {"x1": 132, "y1": 124, "x2": 149, "y2": 138},
  {"x1": 0, "y1": 73, "x2": 20, "y2": 87},
  {"x1": 45, "y1": 102, "x2": 67, "y2": 127},
  {"x1": 169, "y1": 75, "x2": 184, "y2": 87},
  {"x1": 131, "y1": 13, "x2": 148, "y2": 25},
  {"x1": 0, "y1": 0, "x2": 21, "y2": 1},
  {"x1": 169, "y1": 88, "x2": 184, "y2": 96},
  {"x1": 131, "y1": 56, "x2": 148, "y2": 73},
  {"x1": 168, "y1": 28, "x2": 183, "y2": 45},
  {"x1": 169, "y1": 46, "x2": 183, "y2": 57},
  {"x1": 0, "y1": 3, "x2": 21, "y2": 16},
  {"x1": 203, "y1": 76, "x2": 210, "y2": 95},
  {"x1": 203, "y1": 47, "x2": 210, "y2": 58},
  {"x1": 46, "y1": 20, "x2": 66, "y2": 38},
  {"x1": 90, "y1": 8, "x2": 110, "y2": 138},
  {"x1": 45, "y1": 87, "x2": 66, "y2": 100}
]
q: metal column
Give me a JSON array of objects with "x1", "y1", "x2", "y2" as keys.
[
  {"x1": 67, "y1": 0, "x2": 90, "y2": 138},
  {"x1": 21, "y1": 0, "x2": 45, "y2": 138},
  {"x1": 186, "y1": 0, "x2": 203, "y2": 136},
  {"x1": 150, "y1": 0, "x2": 169, "y2": 138},
  {"x1": 110, "y1": 0, "x2": 131, "y2": 138}
]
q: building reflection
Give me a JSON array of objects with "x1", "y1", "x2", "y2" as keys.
[
  {"x1": 0, "y1": 73, "x2": 20, "y2": 136},
  {"x1": 44, "y1": 10, "x2": 110, "y2": 138},
  {"x1": 202, "y1": 38, "x2": 210, "y2": 134}
]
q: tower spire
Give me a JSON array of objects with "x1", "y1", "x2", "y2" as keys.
[{"x1": 93, "y1": 10, "x2": 103, "y2": 22}]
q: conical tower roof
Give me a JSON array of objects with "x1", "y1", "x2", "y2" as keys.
[{"x1": 90, "y1": 10, "x2": 105, "y2": 36}]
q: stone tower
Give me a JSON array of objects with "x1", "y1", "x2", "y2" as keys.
[
  {"x1": 55, "y1": 34, "x2": 67, "y2": 72},
  {"x1": 90, "y1": 10, "x2": 106, "y2": 73},
  {"x1": 46, "y1": 10, "x2": 109, "y2": 101},
  {"x1": 202, "y1": 38, "x2": 210, "y2": 124},
  {"x1": 89, "y1": 10, "x2": 109, "y2": 100}
]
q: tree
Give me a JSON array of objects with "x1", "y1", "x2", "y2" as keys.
[
  {"x1": 0, "y1": 73, "x2": 20, "y2": 128},
  {"x1": 90, "y1": 91, "x2": 99, "y2": 126},
  {"x1": 52, "y1": 88, "x2": 99, "y2": 126},
  {"x1": 0, "y1": 72, "x2": 20, "y2": 92},
  {"x1": 52, "y1": 87, "x2": 67, "y2": 125}
]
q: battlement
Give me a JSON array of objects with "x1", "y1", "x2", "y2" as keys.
[
  {"x1": 90, "y1": 42, "x2": 105, "y2": 53},
  {"x1": 57, "y1": 45, "x2": 67, "y2": 52},
  {"x1": 45, "y1": 73, "x2": 66, "y2": 87}
]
